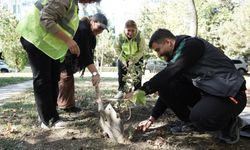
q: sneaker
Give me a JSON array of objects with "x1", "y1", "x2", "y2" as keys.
[
  {"x1": 218, "y1": 117, "x2": 242, "y2": 144},
  {"x1": 40, "y1": 120, "x2": 68, "y2": 129},
  {"x1": 41, "y1": 122, "x2": 50, "y2": 129},
  {"x1": 62, "y1": 106, "x2": 82, "y2": 113},
  {"x1": 114, "y1": 91, "x2": 124, "y2": 99},
  {"x1": 170, "y1": 122, "x2": 197, "y2": 135},
  {"x1": 52, "y1": 120, "x2": 68, "y2": 129}
]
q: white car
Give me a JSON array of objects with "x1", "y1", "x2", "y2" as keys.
[
  {"x1": 232, "y1": 58, "x2": 248, "y2": 74},
  {"x1": 0, "y1": 60, "x2": 11, "y2": 73},
  {"x1": 145, "y1": 59, "x2": 168, "y2": 73}
]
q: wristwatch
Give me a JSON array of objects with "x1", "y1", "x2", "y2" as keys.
[{"x1": 92, "y1": 72, "x2": 99, "y2": 76}]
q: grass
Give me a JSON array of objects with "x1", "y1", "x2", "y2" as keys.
[{"x1": 0, "y1": 77, "x2": 32, "y2": 87}]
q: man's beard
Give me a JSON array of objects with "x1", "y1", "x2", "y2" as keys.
[{"x1": 161, "y1": 51, "x2": 172, "y2": 61}]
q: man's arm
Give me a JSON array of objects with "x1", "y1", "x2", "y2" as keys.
[
  {"x1": 40, "y1": 0, "x2": 69, "y2": 34},
  {"x1": 140, "y1": 38, "x2": 205, "y2": 95},
  {"x1": 40, "y1": 0, "x2": 80, "y2": 56},
  {"x1": 151, "y1": 97, "x2": 168, "y2": 120}
]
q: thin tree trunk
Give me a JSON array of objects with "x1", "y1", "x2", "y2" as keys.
[{"x1": 188, "y1": 0, "x2": 198, "y2": 36}]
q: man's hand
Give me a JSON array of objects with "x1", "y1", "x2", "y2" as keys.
[
  {"x1": 66, "y1": 39, "x2": 80, "y2": 57},
  {"x1": 92, "y1": 74, "x2": 101, "y2": 87},
  {"x1": 137, "y1": 116, "x2": 155, "y2": 132}
]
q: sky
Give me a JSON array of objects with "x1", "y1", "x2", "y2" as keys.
[{"x1": 80, "y1": 0, "x2": 146, "y2": 33}]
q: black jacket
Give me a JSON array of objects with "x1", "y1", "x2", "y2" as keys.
[
  {"x1": 63, "y1": 18, "x2": 96, "y2": 74},
  {"x1": 141, "y1": 35, "x2": 245, "y2": 97}
]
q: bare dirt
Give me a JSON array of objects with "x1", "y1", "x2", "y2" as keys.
[{"x1": 1, "y1": 77, "x2": 250, "y2": 150}]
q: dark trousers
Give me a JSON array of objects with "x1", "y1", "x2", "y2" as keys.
[
  {"x1": 155, "y1": 79, "x2": 246, "y2": 131},
  {"x1": 20, "y1": 37, "x2": 60, "y2": 125},
  {"x1": 117, "y1": 58, "x2": 143, "y2": 92}
]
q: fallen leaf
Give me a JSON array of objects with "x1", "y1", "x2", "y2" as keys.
[{"x1": 6, "y1": 123, "x2": 18, "y2": 133}]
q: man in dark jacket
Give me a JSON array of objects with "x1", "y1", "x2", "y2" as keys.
[
  {"x1": 57, "y1": 13, "x2": 108, "y2": 112},
  {"x1": 128, "y1": 29, "x2": 246, "y2": 144}
]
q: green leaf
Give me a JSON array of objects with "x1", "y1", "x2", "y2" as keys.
[{"x1": 132, "y1": 90, "x2": 146, "y2": 105}]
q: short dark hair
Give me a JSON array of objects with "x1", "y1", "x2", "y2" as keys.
[
  {"x1": 125, "y1": 20, "x2": 137, "y2": 29},
  {"x1": 149, "y1": 29, "x2": 176, "y2": 48}
]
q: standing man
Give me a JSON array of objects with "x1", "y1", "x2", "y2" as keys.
[
  {"x1": 57, "y1": 13, "x2": 108, "y2": 112},
  {"x1": 113, "y1": 20, "x2": 146, "y2": 99},
  {"x1": 17, "y1": 0, "x2": 101, "y2": 129},
  {"x1": 128, "y1": 29, "x2": 246, "y2": 144}
]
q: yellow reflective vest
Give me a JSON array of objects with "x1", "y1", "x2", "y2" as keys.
[{"x1": 16, "y1": 0, "x2": 79, "y2": 60}]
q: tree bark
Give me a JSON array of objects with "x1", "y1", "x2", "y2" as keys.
[{"x1": 188, "y1": 0, "x2": 198, "y2": 36}]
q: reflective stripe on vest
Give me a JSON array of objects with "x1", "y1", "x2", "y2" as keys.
[{"x1": 16, "y1": 0, "x2": 79, "y2": 60}]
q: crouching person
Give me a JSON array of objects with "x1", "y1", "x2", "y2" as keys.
[{"x1": 128, "y1": 29, "x2": 246, "y2": 144}]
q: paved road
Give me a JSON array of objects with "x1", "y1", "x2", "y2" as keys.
[
  {"x1": 0, "y1": 80, "x2": 33, "y2": 103},
  {"x1": 0, "y1": 72, "x2": 118, "y2": 103}
]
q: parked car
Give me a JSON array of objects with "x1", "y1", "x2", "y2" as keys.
[
  {"x1": 232, "y1": 58, "x2": 248, "y2": 74},
  {"x1": 145, "y1": 59, "x2": 168, "y2": 73},
  {"x1": 0, "y1": 60, "x2": 11, "y2": 73}
]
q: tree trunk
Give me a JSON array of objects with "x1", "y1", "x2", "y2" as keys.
[{"x1": 188, "y1": 0, "x2": 198, "y2": 36}]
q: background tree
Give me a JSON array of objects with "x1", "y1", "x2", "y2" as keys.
[
  {"x1": 188, "y1": 0, "x2": 198, "y2": 36},
  {"x1": 137, "y1": 0, "x2": 191, "y2": 58},
  {"x1": 0, "y1": 7, "x2": 27, "y2": 71},
  {"x1": 196, "y1": 0, "x2": 235, "y2": 49},
  {"x1": 95, "y1": 27, "x2": 116, "y2": 68},
  {"x1": 218, "y1": 0, "x2": 250, "y2": 58}
]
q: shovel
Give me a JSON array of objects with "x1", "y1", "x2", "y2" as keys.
[{"x1": 95, "y1": 85, "x2": 127, "y2": 143}]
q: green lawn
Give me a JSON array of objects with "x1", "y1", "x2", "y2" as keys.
[{"x1": 0, "y1": 77, "x2": 32, "y2": 87}]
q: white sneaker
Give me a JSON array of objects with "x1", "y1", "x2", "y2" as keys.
[
  {"x1": 114, "y1": 91, "x2": 124, "y2": 99},
  {"x1": 52, "y1": 120, "x2": 68, "y2": 129},
  {"x1": 40, "y1": 120, "x2": 68, "y2": 129},
  {"x1": 41, "y1": 122, "x2": 50, "y2": 129}
]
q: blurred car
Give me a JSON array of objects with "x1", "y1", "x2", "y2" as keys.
[
  {"x1": 0, "y1": 60, "x2": 11, "y2": 73},
  {"x1": 145, "y1": 59, "x2": 168, "y2": 73},
  {"x1": 232, "y1": 58, "x2": 248, "y2": 74}
]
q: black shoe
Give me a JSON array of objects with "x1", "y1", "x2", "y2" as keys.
[
  {"x1": 62, "y1": 106, "x2": 82, "y2": 113},
  {"x1": 218, "y1": 117, "x2": 242, "y2": 144}
]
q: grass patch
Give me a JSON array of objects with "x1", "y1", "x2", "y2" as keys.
[{"x1": 0, "y1": 77, "x2": 32, "y2": 87}]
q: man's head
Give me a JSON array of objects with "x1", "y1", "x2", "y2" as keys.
[
  {"x1": 79, "y1": 0, "x2": 101, "y2": 4},
  {"x1": 89, "y1": 13, "x2": 108, "y2": 35},
  {"x1": 124, "y1": 20, "x2": 137, "y2": 39},
  {"x1": 149, "y1": 29, "x2": 176, "y2": 60}
]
